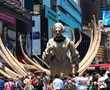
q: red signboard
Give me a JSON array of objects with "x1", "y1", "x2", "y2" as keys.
[
  {"x1": 0, "y1": 12, "x2": 16, "y2": 27},
  {"x1": 90, "y1": 64, "x2": 110, "y2": 69}
]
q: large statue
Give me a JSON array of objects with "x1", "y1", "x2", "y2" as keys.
[{"x1": 42, "y1": 23, "x2": 80, "y2": 76}]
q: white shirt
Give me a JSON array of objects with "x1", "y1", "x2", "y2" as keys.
[
  {"x1": 98, "y1": 76, "x2": 107, "y2": 89},
  {"x1": 75, "y1": 76, "x2": 89, "y2": 90},
  {"x1": 52, "y1": 78, "x2": 64, "y2": 90}
]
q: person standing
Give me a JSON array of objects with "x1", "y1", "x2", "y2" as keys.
[
  {"x1": 52, "y1": 74, "x2": 64, "y2": 90},
  {"x1": 0, "y1": 76, "x2": 5, "y2": 90},
  {"x1": 4, "y1": 78, "x2": 15, "y2": 90},
  {"x1": 105, "y1": 73, "x2": 110, "y2": 90}
]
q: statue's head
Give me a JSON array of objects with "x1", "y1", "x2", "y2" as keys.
[
  {"x1": 53, "y1": 22, "x2": 64, "y2": 36},
  {"x1": 52, "y1": 22, "x2": 65, "y2": 42}
]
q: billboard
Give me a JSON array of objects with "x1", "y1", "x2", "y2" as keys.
[
  {"x1": 103, "y1": 11, "x2": 110, "y2": 26},
  {"x1": 32, "y1": 15, "x2": 41, "y2": 55}
]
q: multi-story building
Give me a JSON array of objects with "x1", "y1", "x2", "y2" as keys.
[
  {"x1": 96, "y1": 0, "x2": 110, "y2": 63},
  {"x1": 0, "y1": 0, "x2": 32, "y2": 59},
  {"x1": 80, "y1": 0, "x2": 110, "y2": 64}
]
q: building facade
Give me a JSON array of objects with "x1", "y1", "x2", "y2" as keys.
[
  {"x1": 80, "y1": 0, "x2": 110, "y2": 64},
  {"x1": 97, "y1": 0, "x2": 110, "y2": 63},
  {"x1": 0, "y1": 0, "x2": 32, "y2": 58}
]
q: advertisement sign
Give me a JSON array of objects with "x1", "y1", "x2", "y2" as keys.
[
  {"x1": 103, "y1": 11, "x2": 110, "y2": 26},
  {"x1": 32, "y1": 32, "x2": 40, "y2": 39},
  {"x1": 32, "y1": 15, "x2": 41, "y2": 55}
]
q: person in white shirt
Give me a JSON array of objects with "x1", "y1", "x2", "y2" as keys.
[
  {"x1": 52, "y1": 74, "x2": 64, "y2": 90},
  {"x1": 74, "y1": 74, "x2": 89, "y2": 90},
  {"x1": 98, "y1": 73, "x2": 107, "y2": 90}
]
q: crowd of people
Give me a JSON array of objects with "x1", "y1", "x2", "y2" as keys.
[{"x1": 0, "y1": 69, "x2": 110, "y2": 90}]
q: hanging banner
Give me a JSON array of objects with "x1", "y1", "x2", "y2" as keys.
[{"x1": 103, "y1": 11, "x2": 110, "y2": 26}]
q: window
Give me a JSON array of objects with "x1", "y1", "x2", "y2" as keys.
[
  {"x1": 51, "y1": 0, "x2": 57, "y2": 12},
  {"x1": 107, "y1": 0, "x2": 110, "y2": 3},
  {"x1": 32, "y1": 20, "x2": 35, "y2": 26},
  {"x1": 7, "y1": 29, "x2": 16, "y2": 53},
  {"x1": 73, "y1": 0, "x2": 79, "y2": 5},
  {"x1": 8, "y1": 29, "x2": 16, "y2": 41}
]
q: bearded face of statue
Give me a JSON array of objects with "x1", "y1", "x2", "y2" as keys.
[
  {"x1": 54, "y1": 24, "x2": 63, "y2": 36},
  {"x1": 53, "y1": 23, "x2": 65, "y2": 42}
]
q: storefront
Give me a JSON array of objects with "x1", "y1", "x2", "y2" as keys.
[
  {"x1": 0, "y1": 0, "x2": 32, "y2": 56},
  {"x1": 0, "y1": 11, "x2": 16, "y2": 54}
]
